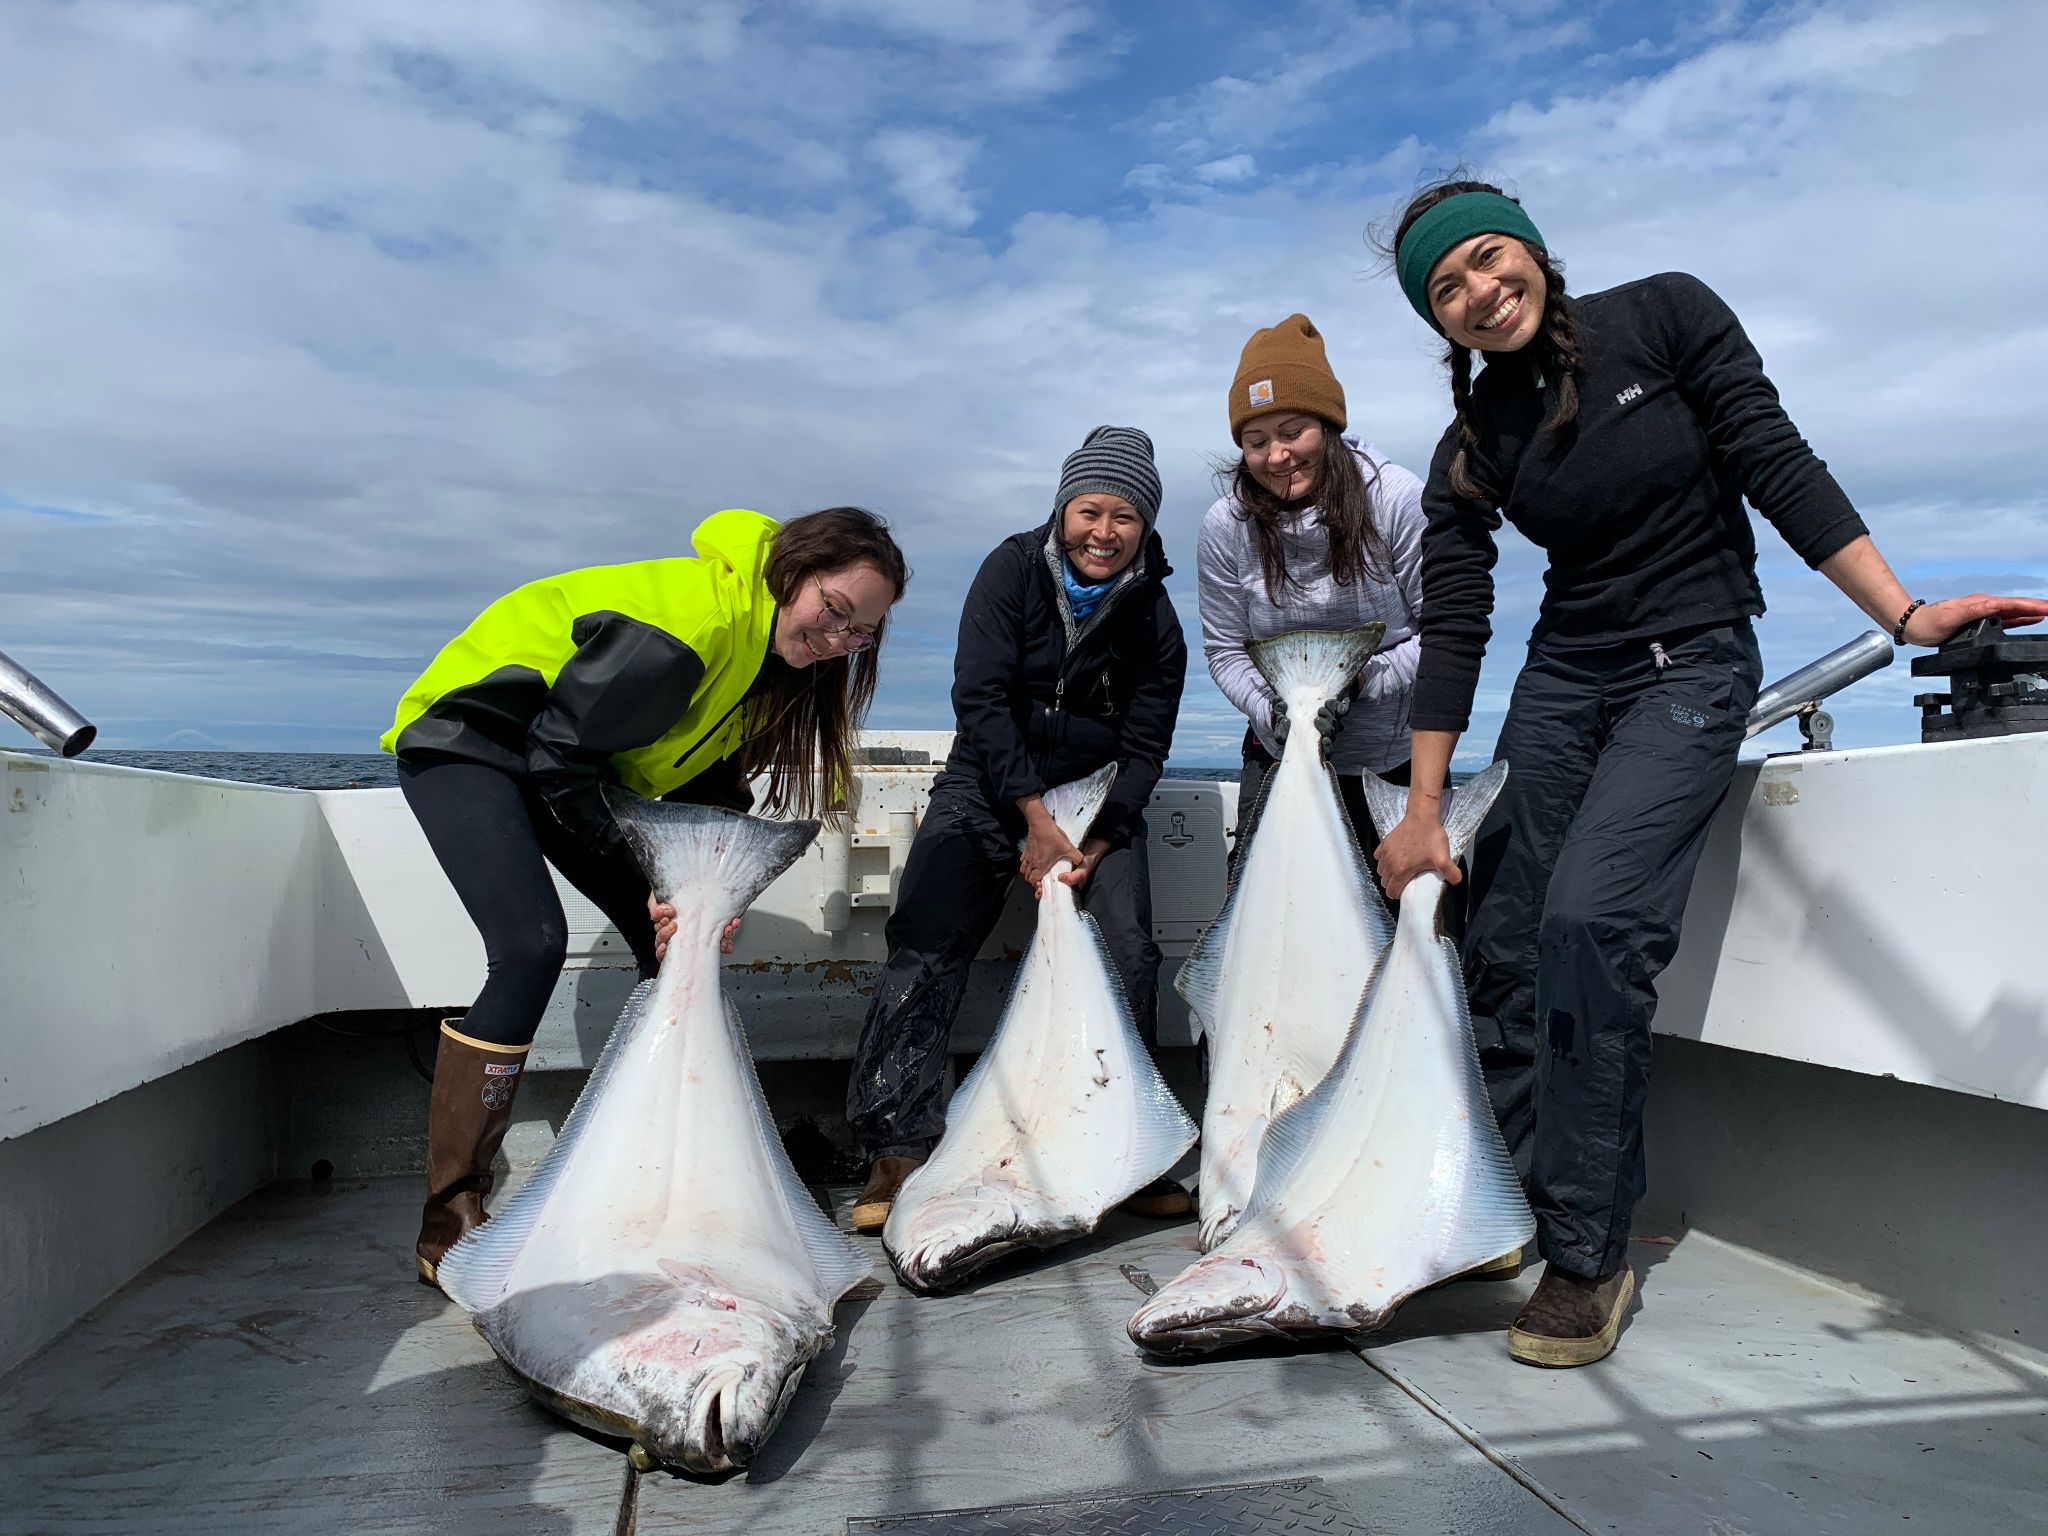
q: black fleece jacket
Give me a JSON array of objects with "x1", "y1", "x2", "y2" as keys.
[
  {"x1": 944, "y1": 520, "x2": 1187, "y2": 844},
  {"x1": 1413, "y1": 271, "x2": 1869, "y2": 732}
]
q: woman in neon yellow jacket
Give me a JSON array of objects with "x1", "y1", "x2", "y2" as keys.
[{"x1": 384, "y1": 505, "x2": 909, "y2": 1290}]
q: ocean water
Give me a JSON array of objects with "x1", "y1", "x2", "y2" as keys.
[
  {"x1": 62, "y1": 750, "x2": 1252, "y2": 789},
  {"x1": 72, "y1": 750, "x2": 400, "y2": 789}
]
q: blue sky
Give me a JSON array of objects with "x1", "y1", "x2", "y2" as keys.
[{"x1": 2, "y1": 0, "x2": 2043, "y2": 763}]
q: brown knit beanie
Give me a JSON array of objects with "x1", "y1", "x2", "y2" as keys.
[{"x1": 1228, "y1": 313, "x2": 1347, "y2": 441}]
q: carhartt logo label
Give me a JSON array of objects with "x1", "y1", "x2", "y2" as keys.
[
  {"x1": 1248, "y1": 379, "x2": 1274, "y2": 407},
  {"x1": 1616, "y1": 383, "x2": 1643, "y2": 405}
]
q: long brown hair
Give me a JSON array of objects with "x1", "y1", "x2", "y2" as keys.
[
  {"x1": 744, "y1": 506, "x2": 909, "y2": 822},
  {"x1": 1374, "y1": 176, "x2": 1582, "y2": 500},
  {"x1": 1223, "y1": 424, "x2": 1393, "y2": 604}
]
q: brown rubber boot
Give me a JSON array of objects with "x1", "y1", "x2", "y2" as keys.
[
  {"x1": 1507, "y1": 1262, "x2": 1636, "y2": 1367},
  {"x1": 850, "y1": 1156, "x2": 923, "y2": 1233},
  {"x1": 1118, "y1": 1175, "x2": 1193, "y2": 1220},
  {"x1": 1428, "y1": 1247, "x2": 1523, "y2": 1291},
  {"x1": 416, "y1": 1021, "x2": 530, "y2": 1289}
]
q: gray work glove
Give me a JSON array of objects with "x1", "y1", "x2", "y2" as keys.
[{"x1": 1269, "y1": 687, "x2": 1354, "y2": 756}]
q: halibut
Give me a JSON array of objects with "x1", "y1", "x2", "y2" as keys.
[
  {"x1": 884, "y1": 765, "x2": 1198, "y2": 1292},
  {"x1": 1176, "y1": 625, "x2": 1393, "y2": 1249},
  {"x1": 436, "y1": 794, "x2": 869, "y2": 1474},
  {"x1": 1132, "y1": 762, "x2": 1533, "y2": 1355}
]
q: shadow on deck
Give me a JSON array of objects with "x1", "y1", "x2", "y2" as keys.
[{"x1": 2, "y1": 1175, "x2": 2044, "y2": 1535}]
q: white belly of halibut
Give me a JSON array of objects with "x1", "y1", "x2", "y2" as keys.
[
  {"x1": 1177, "y1": 625, "x2": 1392, "y2": 1250},
  {"x1": 435, "y1": 799, "x2": 869, "y2": 1474},
  {"x1": 1134, "y1": 763, "x2": 1533, "y2": 1355},
  {"x1": 884, "y1": 766, "x2": 1197, "y2": 1292}
]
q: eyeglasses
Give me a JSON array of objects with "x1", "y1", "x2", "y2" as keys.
[{"x1": 813, "y1": 576, "x2": 878, "y2": 650}]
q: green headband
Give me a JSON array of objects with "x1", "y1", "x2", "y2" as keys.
[{"x1": 1395, "y1": 192, "x2": 1546, "y2": 330}]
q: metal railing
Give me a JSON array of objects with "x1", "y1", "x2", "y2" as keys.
[
  {"x1": 1744, "y1": 630, "x2": 1895, "y2": 750},
  {"x1": 0, "y1": 649, "x2": 96, "y2": 757}
]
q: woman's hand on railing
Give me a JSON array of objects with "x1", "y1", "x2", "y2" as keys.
[{"x1": 1900, "y1": 595, "x2": 2048, "y2": 647}]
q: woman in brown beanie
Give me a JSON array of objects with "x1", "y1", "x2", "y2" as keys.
[{"x1": 1196, "y1": 313, "x2": 1431, "y2": 895}]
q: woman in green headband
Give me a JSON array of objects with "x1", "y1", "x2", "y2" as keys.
[{"x1": 1372, "y1": 177, "x2": 2048, "y2": 1371}]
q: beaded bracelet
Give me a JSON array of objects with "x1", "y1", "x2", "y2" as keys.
[{"x1": 1892, "y1": 598, "x2": 1926, "y2": 645}]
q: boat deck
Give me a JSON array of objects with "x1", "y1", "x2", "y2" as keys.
[{"x1": 4, "y1": 1174, "x2": 2045, "y2": 1535}]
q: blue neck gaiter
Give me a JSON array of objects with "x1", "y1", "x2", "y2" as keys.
[{"x1": 1062, "y1": 558, "x2": 1117, "y2": 621}]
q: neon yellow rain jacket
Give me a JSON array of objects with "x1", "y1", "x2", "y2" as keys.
[{"x1": 381, "y1": 509, "x2": 779, "y2": 849}]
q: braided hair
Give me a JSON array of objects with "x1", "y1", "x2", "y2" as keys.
[{"x1": 1377, "y1": 177, "x2": 1582, "y2": 500}]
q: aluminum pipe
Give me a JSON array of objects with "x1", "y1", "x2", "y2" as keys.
[
  {"x1": 1744, "y1": 630, "x2": 1895, "y2": 740},
  {"x1": 0, "y1": 649, "x2": 97, "y2": 757}
]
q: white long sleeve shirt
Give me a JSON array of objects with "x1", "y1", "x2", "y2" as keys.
[{"x1": 1195, "y1": 436, "x2": 1425, "y2": 775}]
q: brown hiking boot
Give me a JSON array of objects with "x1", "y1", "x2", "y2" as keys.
[
  {"x1": 850, "y1": 1156, "x2": 923, "y2": 1233},
  {"x1": 416, "y1": 1021, "x2": 529, "y2": 1289},
  {"x1": 1118, "y1": 1175, "x2": 1193, "y2": 1220},
  {"x1": 1507, "y1": 1262, "x2": 1635, "y2": 1367}
]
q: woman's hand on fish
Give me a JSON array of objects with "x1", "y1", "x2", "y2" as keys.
[
  {"x1": 1054, "y1": 835, "x2": 1112, "y2": 892},
  {"x1": 1374, "y1": 809, "x2": 1460, "y2": 900},
  {"x1": 1312, "y1": 690, "x2": 1354, "y2": 745},
  {"x1": 1271, "y1": 690, "x2": 1354, "y2": 757},
  {"x1": 1018, "y1": 800, "x2": 1086, "y2": 896},
  {"x1": 648, "y1": 896, "x2": 739, "y2": 960}
]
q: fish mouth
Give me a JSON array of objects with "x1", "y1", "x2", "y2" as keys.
[
  {"x1": 645, "y1": 1360, "x2": 747, "y2": 1475},
  {"x1": 887, "y1": 1192, "x2": 1082, "y2": 1293},
  {"x1": 638, "y1": 1356, "x2": 806, "y2": 1476},
  {"x1": 1196, "y1": 1203, "x2": 1243, "y2": 1253},
  {"x1": 891, "y1": 1207, "x2": 1084, "y2": 1292},
  {"x1": 892, "y1": 1233, "x2": 1033, "y2": 1294},
  {"x1": 1126, "y1": 1253, "x2": 1292, "y2": 1357}
]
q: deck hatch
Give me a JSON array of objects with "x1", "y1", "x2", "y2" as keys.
[{"x1": 847, "y1": 1476, "x2": 1372, "y2": 1534}]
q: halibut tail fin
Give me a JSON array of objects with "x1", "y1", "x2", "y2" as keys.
[
  {"x1": 1037, "y1": 763, "x2": 1119, "y2": 849},
  {"x1": 603, "y1": 790, "x2": 820, "y2": 910},
  {"x1": 1358, "y1": 759, "x2": 1508, "y2": 867},
  {"x1": 1247, "y1": 624, "x2": 1385, "y2": 705}
]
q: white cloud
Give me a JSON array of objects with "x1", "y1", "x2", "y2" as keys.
[
  {"x1": 0, "y1": 0, "x2": 2041, "y2": 765},
  {"x1": 869, "y1": 128, "x2": 983, "y2": 229},
  {"x1": 1194, "y1": 154, "x2": 1257, "y2": 185},
  {"x1": 1142, "y1": 3, "x2": 1407, "y2": 162},
  {"x1": 805, "y1": 0, "x2": 1118, "y2": 98}
]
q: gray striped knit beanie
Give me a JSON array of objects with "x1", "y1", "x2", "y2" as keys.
[{"x1": 1054, "y1": 425, "x2": 1162, "y2": 527}]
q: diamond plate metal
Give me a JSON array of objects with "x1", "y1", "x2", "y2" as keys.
[{"x1": 847, "y1": 1477, "x2": 1374, "y2": 1534}]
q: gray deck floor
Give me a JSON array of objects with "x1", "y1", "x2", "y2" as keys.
[{"x1": 3, "y1": 1176, "x2": 2045, "y2": 1535}]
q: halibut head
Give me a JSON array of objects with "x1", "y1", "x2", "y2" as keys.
[
  {"x1": 884, "y1": 765, "x2": 1198, "y2": 1292},
  {"x1": 435, "y1": 794, "x2": 870, "y2": 1474},
  {"x1": 1175, "y1": 625, "x2": 1393, "y2": 1250},
  {"x1": 1132, "y1": 761, "x2": 1533, "y2": 1356}
]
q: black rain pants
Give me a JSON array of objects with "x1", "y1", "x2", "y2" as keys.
[
  {"x1": 846, "y1": 770, "x2": 1162, "y2": 1161},
  {"x1": 1464, "y1": 622, "x2": 1762, "y2": 1280},
  {"x1": 398, "y1": 758, "x2": 660, "y2": 1048}
]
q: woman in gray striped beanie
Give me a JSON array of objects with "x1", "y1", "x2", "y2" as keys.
[{"x1": 843, "y1": 422, "x2": 1194, "y2": 1238}]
